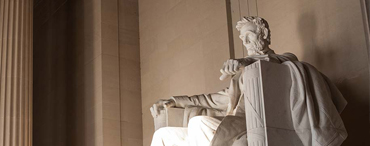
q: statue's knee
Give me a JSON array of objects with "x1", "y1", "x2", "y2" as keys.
[
  {"x1": 153, "y1": 127, "x2": 168, "y2": 138},
  {"x1": 188, "y1": 116, "x2": 207, "y2": 128}
]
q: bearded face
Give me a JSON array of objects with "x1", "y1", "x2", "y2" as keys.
[
  {"x1": 243, "y1": 33, "x2": 265, "y2": 56},
  {"x1": 239, "y1": 23, "x2": 268, "y2": 56}
]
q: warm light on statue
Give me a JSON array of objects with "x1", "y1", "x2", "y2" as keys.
[{"x1": 150, "y1": 16, "x2": 348, "y2": 146}]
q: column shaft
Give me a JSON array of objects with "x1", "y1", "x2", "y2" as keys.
[{"x1": 0, "y1": 0, "x2": 33, "y2": 146}]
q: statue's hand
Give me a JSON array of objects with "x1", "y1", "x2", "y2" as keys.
[
  {"x1": 150, "y1": 99, "x2": 176, "y2": 118},
  {"x1": 219, "y1": 58, "x2": 254, "y2": 80}
]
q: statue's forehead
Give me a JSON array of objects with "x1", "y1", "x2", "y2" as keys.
[{"x1": 240, "y1": 22, "x2": 257, "y2": 34}]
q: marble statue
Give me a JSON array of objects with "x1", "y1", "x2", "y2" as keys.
[{"x1": 150, "y1": 16, "x2": 348, "y2": 146}]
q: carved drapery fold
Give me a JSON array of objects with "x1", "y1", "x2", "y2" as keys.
[
  {"x1": 243, "y1": 62, "x2": 266, "y2": 146},
  {"x1": 0, "y1": 0, "x2": 33, "y2": 145},
  {"x1": 243, "y1": 60, "x2": 301, "y2": 146}
]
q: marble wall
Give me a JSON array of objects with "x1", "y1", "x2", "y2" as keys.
[
  {"x1": 33, "y1": 0, "x2": 141, "y2": 145},
  {"x1": 33, "y1": 0, "x2": 369, "y2": 145},
  {"x1": 254, "y1": 0, "x2": 369, "y2": 145},
  {"x1": 101, "y1": 0, "x2": 143, "y2": 145},
  {"x1": 0, "y1": 0, "x2": 33, "y2": 145},
  {"x1": 33, "y1": 0, "x2": 103, "y2": 145},
  {"x1": 138, "y1": 0, "x2": 231, "y2": 145},
  {"x1": 118, "y1": 0, "x2": 143, "y2": 145},
  {"x1": 140, "y1": 0, "x2": 369, "y2": 145}
]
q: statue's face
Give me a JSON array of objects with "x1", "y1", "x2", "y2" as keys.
[{"x1": 239, "y1": 23, "x2": 265, "y2": 56}]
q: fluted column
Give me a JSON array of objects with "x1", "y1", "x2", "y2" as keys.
[{"x1": 0, "y1": 0, "x2": 33, "y2": 146}]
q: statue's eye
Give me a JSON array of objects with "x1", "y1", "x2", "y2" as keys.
[{"x1": 244, "y1": 35, "x2": 250, "y2": 43}]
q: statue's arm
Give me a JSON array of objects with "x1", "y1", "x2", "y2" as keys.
[
  {"x1": 220, "y1": 55, "x2": 279, "y2": 80},
  {"x1": 267, "y1": 53, "x2": 299, "y2": 63},
  {"x1": 236, "y1": 53, "x2": 299, "y2": 66},
  {"x1": 150, "y1": 91, "x2": 230, "y2": 118},
  {"x1": 172, "y1": 70, "x2": 241, "y2": 113},
  {"x1": 171, "y1": 92, "x2": 229, "y2": 111}
]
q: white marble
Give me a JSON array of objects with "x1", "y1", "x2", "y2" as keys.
[{"x1": 150, "y1": 16, "x2": 348, "y2": 146}]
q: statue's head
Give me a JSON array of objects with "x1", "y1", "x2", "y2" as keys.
[{"x1": 236, "y1": 16, "x2": 271, "y2": 56}]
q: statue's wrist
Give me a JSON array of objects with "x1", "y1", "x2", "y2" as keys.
[{"x1": 237, "y1": 58, "x2": 255, "y2": 66}]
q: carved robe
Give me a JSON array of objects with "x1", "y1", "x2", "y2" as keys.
[{"x1": 167, "y1": 53, "x2": 347, "y2": 146}]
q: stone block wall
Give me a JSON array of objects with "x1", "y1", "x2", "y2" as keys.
[{"x1": 138, "y1": 0, "x2": 231, "y2": 145}]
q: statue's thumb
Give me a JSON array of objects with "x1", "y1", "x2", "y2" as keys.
[{"x1": 219, "y1": 74, "x2": 228, "y2": 80}]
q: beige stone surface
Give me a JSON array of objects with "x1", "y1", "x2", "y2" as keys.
[
  {"x1": 0, "y1": 0, "x2": 33, "y2": 145},
  {"x1": 139, "y1": 0, "x2": 231, "y2": 145},
  {"x1": 103, "y1": 119, "x2": 121, "y2": 146},
  {"x1": 101, "y1": 0, "x2": 143, "y2": 145},
  {"x1": 32, "y1": 0, "x2": 368, "y2": 145},
  {"x1": 34, "y1": 0, "x2": 141, "y2": 145},
  {"x1": 254, "y1": 0, "x2": 369, "y2": 145},
  {"x1": 121, "y1": 121, "x2": 143, "y2": 146},
  {"x1": 118, "y1": 0, "x2": 142, "y2": 145}
]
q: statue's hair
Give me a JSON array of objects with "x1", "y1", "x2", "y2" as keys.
[{"x1": 236, "y1": 16, "x2": 271, "y2": 44}]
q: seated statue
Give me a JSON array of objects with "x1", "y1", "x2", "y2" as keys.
[{"x1": 150, "y1": 16, "x2": 348, "y2": 146}]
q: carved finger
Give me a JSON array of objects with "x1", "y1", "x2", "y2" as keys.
[
  {"x1": 220, "y1": 68, "x2": 227, "y2": 75},
  {"x1": 167, "y1": 100, "x2": 176, "y2": 108},
  {"x1": 227, "y1": 60, "x2": 233, "y2": 74},
  {"x1": 222, "y1": 61, "x2": 227, "y2": 71},
  {"x1": 233, "y1": 60, "x2": 239, "y2": 73},
  {"x1": 150, "y1": 107, "x2": 156, "y2": 118},
  {"x1": 229, "y1": 60, "x2": 238, "y2": 74},
  {"x1": 164, "y1": 103, "x2": 171, "y2": 109},
  {"x1": 227, "y1": 60, "x2": 235, "y2": 74},
  {"x1": 153, "y1": 105, "x2": 159, "y2": 116},
  {"x1": 163, "y1": 101, "x2": 169, "y2": 108},
  {"x1": 224, "y1": 60, "x2": 232, "y2": 75},
  {"x1": 219, "y1": 74, "x2": 228, "y2": 80}
]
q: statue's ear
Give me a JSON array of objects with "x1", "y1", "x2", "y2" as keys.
[{"x1": 263, "y1": 28, "x2": 269, "y2": 40}]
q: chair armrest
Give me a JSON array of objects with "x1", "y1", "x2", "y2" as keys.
[
  {"x1": 182, "y1": 106, "x2": 225, "y2": 127},
  {"x1": 153, "y1": 106, "x2": 226, "y2": 131},
  {"x1": 153, "y1": 107, "x2": 185, "y2": 131}
]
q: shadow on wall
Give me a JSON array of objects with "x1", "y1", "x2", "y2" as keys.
[
  {"x1": 66, "y1": 0, "x2": 86, "y2": 145},
  {"x1": 33, "y1": 0, "x2": 99, "y2": 145},
  {"x1": 66, "y1": 0, "x2": 100, "y2": 145},
  {"x1": 297, "y1": 12, "x2": 370, "y2": 146}
]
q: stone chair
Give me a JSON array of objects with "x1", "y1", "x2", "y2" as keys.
[{"x1": 153, "y1": 60, "x2": 303, "y2": 146}]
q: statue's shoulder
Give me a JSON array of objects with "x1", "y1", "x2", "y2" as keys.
[{"x1": 270, "y1": 52, "x2": 299, "y2": 62}]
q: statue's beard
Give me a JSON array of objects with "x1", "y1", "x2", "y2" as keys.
[{"x1": 244, "y1": 36, "x2": 268, "y2": 56}]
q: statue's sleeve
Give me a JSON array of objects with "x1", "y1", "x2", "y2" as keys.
[
  {"x1": 269, "y1": 52, "x2": 299, "y2": 63},
  {"x1": 171, "y1": 72, "x2": 242, "y2": 112},
  {"x1": 321, "y1": 73, "x2": 347, "y2": 113},
  {"x1": 170, "y1": 91, "x2": 230, "y2": 111}
]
